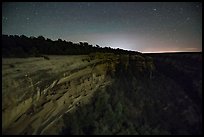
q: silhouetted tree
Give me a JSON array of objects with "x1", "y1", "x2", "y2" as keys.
[{"x1": 2, "y1": 34, "x2": 141, "y2": 58}]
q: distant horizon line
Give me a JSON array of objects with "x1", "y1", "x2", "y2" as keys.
[
  {"x1": 3, "y1": 34, "x2": 202, "y2": 54},
  {"x1": 142, "y1": 51, "x2": 202, "y2": 54}
]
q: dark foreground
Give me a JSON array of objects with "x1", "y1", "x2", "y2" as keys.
[{"x1": 61, "y1": 52, "x2": 202, "y2": 135}]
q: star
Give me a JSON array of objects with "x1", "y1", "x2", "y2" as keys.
[
  {"x1": 3, "y1": 16, "x2": 8, "y2": 21},
  {"x1": 26, "y1": 17, "x2": 30, "y2": 20},
  {"x1": 103, "y1": 10, "x2": 107, "y2": 14},
  {"x1": 152, "y1": 9, "x2": 159, "y2": 17},
  {"x1": 126, "y1": 20, "x2": 129, "y2": 25},
  {"x1": 31, "y1": 3, "x2": 36, "y2": 7},
  {"x1": 78, "y1": 3, "x2": 83, "y2": 8},
  {"x1": 179, "y1": 8, "x2": 183, "y2": 14},
  {"x1": 186, "y1": 17, "x2": 190, "y2": 21}
]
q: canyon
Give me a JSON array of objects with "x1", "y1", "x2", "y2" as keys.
[{"x1": 2, "y1": 53, "x2": 153, "y2": 135}]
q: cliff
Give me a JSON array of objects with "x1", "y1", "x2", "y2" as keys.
[{"x1": 2, "y1": 53, "x2": 154, "y2": 135}]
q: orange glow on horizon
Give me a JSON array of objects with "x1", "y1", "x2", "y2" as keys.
[{"x1": 142, "y1": 50, "x2": 202, "y2": 53}]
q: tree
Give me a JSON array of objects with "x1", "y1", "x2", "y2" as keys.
[
  {"x1": 57, "y1": 38, "x2": 62, "y2": 42},
  {"x1": 37, "y1": 35, "x2": 45, "y2": 41},
  {"x1": 2, "y1": 34, "x2": 143, "y2": 58}
]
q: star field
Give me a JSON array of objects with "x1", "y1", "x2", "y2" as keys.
[{"x1": 2, "y1": 2, "x2": 202, "y2": 53}]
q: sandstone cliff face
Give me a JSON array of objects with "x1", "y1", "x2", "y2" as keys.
[{"x1": 2, "y1": 53, "x2": 153, "y2": 135}]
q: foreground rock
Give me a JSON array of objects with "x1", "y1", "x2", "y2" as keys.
[{"x1": 2, "y1": 53, "x2": 154, "y2": 135}]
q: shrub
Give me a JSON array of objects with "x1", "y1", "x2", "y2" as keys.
[
  {"x1": 9, "y1": 64, "x2": 15, "y2": 68},
  {"x1": 42, "y1": 56, "x2": 50, "y2": 60}
]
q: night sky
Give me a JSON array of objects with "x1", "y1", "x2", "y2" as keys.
[{"x1": 2, "y1": 2, "x2": 202, "y2": 53}]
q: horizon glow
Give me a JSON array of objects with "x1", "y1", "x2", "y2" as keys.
[{"x1": 2, "y1": 2, "x2": 202, "y2": 53}]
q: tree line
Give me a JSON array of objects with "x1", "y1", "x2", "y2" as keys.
[{"x1": 2, "y1": 34, "x2": 140, "y2": 58}]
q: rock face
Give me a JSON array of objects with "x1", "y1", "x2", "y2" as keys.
[{"x1": 2, "y1": 53, "x2": 152, "y2": 135}]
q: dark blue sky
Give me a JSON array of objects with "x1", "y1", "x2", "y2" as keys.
[{"x1": 2, "y1": 2, "x2": 202, "y2": 53}]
